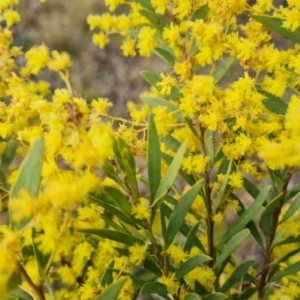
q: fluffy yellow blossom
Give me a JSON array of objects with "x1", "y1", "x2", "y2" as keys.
[
  {"x1": 93, "y1": 32, "x2": 110, "y2": 49},
  {"x1": 129, "y1": 243, "x2": 148, "y2": 265},
  {"x1": 25, "y1": 44, "x2": 50, "y2": 74},
  {"x1": 156, "y1": 73, "x2": 177, "y2": 95},
  {"x1": 121, "y1": 36, "x2": 136, "y2": 57},
  {"x1": 131, "y1": 198, "x2": 151, "y2": 220},
  {"x1": 161, "y1": 273, "x2": 180, "y2": 295},
  {"x1": 104, "y1": 0, "x2": 125, "y2": 12},
  {"x1": 3, "y1": 9, "x2": 20, "y2": 26},
  {"x1": 137, "y1": 26, "x2": 157, "y2": 57},
  {"x1": 228, "y1": 172, "x2": 244, "y2": 190},
  {"x1": 48, "y1": 50, "x2": 72, "y2": 72},
  {"x1": 167, "y1": 245, "x2": 186, "y2": 267}
]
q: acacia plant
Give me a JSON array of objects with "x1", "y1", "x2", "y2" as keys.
[{"x1": 1, "y1": 0, "x2": 300, "y2": 299}]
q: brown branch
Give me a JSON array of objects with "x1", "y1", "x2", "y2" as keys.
[
  {"x1": 17, "y1": 261, "x2": 45, "y2": 300},
  {"x1": 258, "y1": 170, "x2": 293, "y2": 299},
  {"x1": 197, "y1": 120, "x2": 214, "y2": 267}
]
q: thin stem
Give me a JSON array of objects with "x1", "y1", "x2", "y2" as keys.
[
  {"x1": 197, "y1": 120, "x2": 214, "y2": 266},
  {"x1": 17, "y1": 261, "x2": 45, "y2": 300},
  {"x1": 59, "y1": 71, "x2": 73, "y2": 96},
  {"x1": 258, "y1": 169, "x2": 293, "y2": 299}
]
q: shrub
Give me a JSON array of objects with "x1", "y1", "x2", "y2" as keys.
[{"x1": 1, "y1": 0, "x2": 300, "y2": 299}]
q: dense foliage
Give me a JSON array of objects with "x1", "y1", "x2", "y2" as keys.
[{"x1": 1, "y1": 0, "x2": 300, "y2": 299}]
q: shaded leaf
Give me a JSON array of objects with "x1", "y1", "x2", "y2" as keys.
[
  {"x1": 220, "y1": 260, "x2": 253, "y2": 293},
  {"x1": 213, "y1": 160, "x2": 232, "y2": 212},
  {"x1": 202, "y1": 293, "x2": 227, "y2": 300},
  {"x1": 165, "y1": 181, "x2": 202, "y2": 248},
  {"x1": 139, "y1": 9, "x2": 166, "y2": 33},
  {"x1": 9, "y1": 138, "x2": 44, "y2": 230},
  {"x1": 191, "y1": 4, "x2": 209, "y2": 21},
  {"x1": 7, "y1": 287, "x2": 33, "y2": 300},
  {"x1": 218, "y1": 186, "x2": 271, "y2": 245},
  {"x1": 96, "y1": 277, "x2": 128, "y2": 300},
  {"x1": 268, "y1": 260, "x2": 300, "y2": 283},
  {"x1": 176, "y1": 254, "x2": 211, "y2": 279},
  {"x1": 260, "y1": 193, "x2": 283, "y2": 236},
  {"x1": 140, "y1": 282, "x2": 170, "y2": 299},
  {"x1": 258, "y1": 89, "x2": 288, "y2": 115},
  {"x1": 148, "y1": 114, "x2": 161, "y2": 204},
  {"x1": 78, "y1": 229, "x2": 142, "y2": 246},
  {"x1": 101, "y1": 260, "x2": 115, "y2": 286},
  {"x1": 252, "y1": 15, "x2": 300, "y2": 44},
  {"x1": 281, "y1": 192, "x2": 300, "y2": 223},
  {"x1": 214, "y1": 229, "x2": 250, "y2": 269},
  {"x1": 155, "y1": 45, "x2": 176, "y2": 65},
  {"x1": 1, "y1": 140, "x2": 16, "y2": 172},
  {"x1": 184, "y1": 222, "x2": 200, "y2": 253},
  {"x1": 184, "y1": 293, "x2": 202, "y2": 300},
  {"x1": 213, "y1": 57, "x2": 235, "y2": 85},
  {"x1": 154, "y1": 140, "x2": 188, "y2": 203}
]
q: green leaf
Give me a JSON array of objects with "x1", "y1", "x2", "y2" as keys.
[
  {"x1": 161, "y1": 202, "x2": 206, "y2": 253},
  {"x1": 165, "y1": 181, "x2": 202, "y2": 248},
  {"x1": 139, "y1": 9, "x2": 166, "y2": 33},
  {"x1": 143, "y1": 258, "x2": 163, "y2": 276},
  {"x1": 281, "y1": 192, "x2": 300, "y2": 223},
  {"x1": 101, "y1": 260, "x2": 115, "y2": 286},
  {"x1": 252, "y1": 15, "x2": 300, "y2": 44},
  {"x1": 119, "y1": 140, "x2": 139, "y2": 201},
  {"x1": 268, "y1": 248, "x2": 300, "y2": 280},
  {"x1": 140, "y1": 282, "x2": 170, "y2": 299},
  {"x1": 78, "y1": 229, "x2": 142, "y2": 246},
  {"x1": 39, "y1": 268, "x2": 55, "y2": 300},
  {"x1": 176, "y1": 254, "x2": 211, "y2": 279},
  {"x1": 184, "y1": 222, "x2": 200, "y2": 253},
  {"x1": 205, "y1": 130, "x2": 214, "y2": 171},
  {"x1": 133, "y1": 0, "x2": 153, "y2": 10},
  {"x1": 102, "y1": 159, "x2": 124, "y2": 187},
  {"x1": 214, "y1": 229, "x2": 250, "y2": 269},
  {"x1": 7, "y1": 287, "x2": 34, "y2": 300},
  {"x1": 213, "y1": 160, "x2": 232, "y2": 212},
  {"x1": 154, "y1": 139, "x2": 188, "y2": 203},
  {"x1": 260, "y1": 193, "x2": 283, "y2": 236},
  {"x1": 162, "y1": 152, "x2": 196, "y2": 186},
  {"x1": 185, "y1": 293, "x2": 202, "y2": 300},
  {"x1": 202, "y1": 293, "x2": 227, "y2": 300},
  {"x1": 6, "y1": 272, "x2": 22, "y2": 294},
  {"x1": 220, "y1": 260, "x2": 253, "y2": 293},
  {"x1": 154, "y1": 45, "x2": 176, "y2": 65},
  {"x1": 90, "y1": 195, "x2": 137, "y2": 227},
  {"x1": 141, "y1": 97, "x2": 184, "y2": 122},
  {"x1": 258, "y1": 89, "x2": 288, "y2": 115},
  {"x1": 98, "y1": 186, "x2": 132, "y2": 216},
  {"x1": 191, "y1": 4, "x2": 209, "y2": 21},
  {"x1": 218, "y1": 186, "x2": 271, "y2": 245},
  {"x1": 244, "y1": 177, "x2": 260, "y2": 199},
  {"x1": 140, "y1": 70, "x2": 161, "y2": 88},
  {"x1": 32, "y1": 228, "x2": 50, "y2": 273},
  {"x1": 189, "y1": 39, "x2": 199, "y2": 58},
  {"x1": 213, "y1": 57, "x2": 235, "y2": 85},
  {"x1": 271, "y1": 225, "x2": 289, "y2": 249},
  {"x1": 148, "y1": 114, "x2": 161, "y2": 204},
  {"x1": 268, "y1": 260, "x2": 300, "y2": 283},
  {"x1": 96, "y1": 277, "x2": 128, "y2": 300},
  {"x1": 230, "y1": 193, "x2": 264, "y2": 250},
  {"x1": 0, "y1": 140, "x2": 16, "y2": 172},
  {"x1": 9, "y1": 138, "x2": 44, "y2": 230},
  {"x1": 140, "y1": 71, "x2": 181, "y2": 101}
]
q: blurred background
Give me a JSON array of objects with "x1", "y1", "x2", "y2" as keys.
[{"x1": 15, "y1": 0, "x2": 172, "y2": 117}]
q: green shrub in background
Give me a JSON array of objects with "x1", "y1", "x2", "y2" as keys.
[{"x1": 1, "y1": 0, "x2": 300, "y2": 299}]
